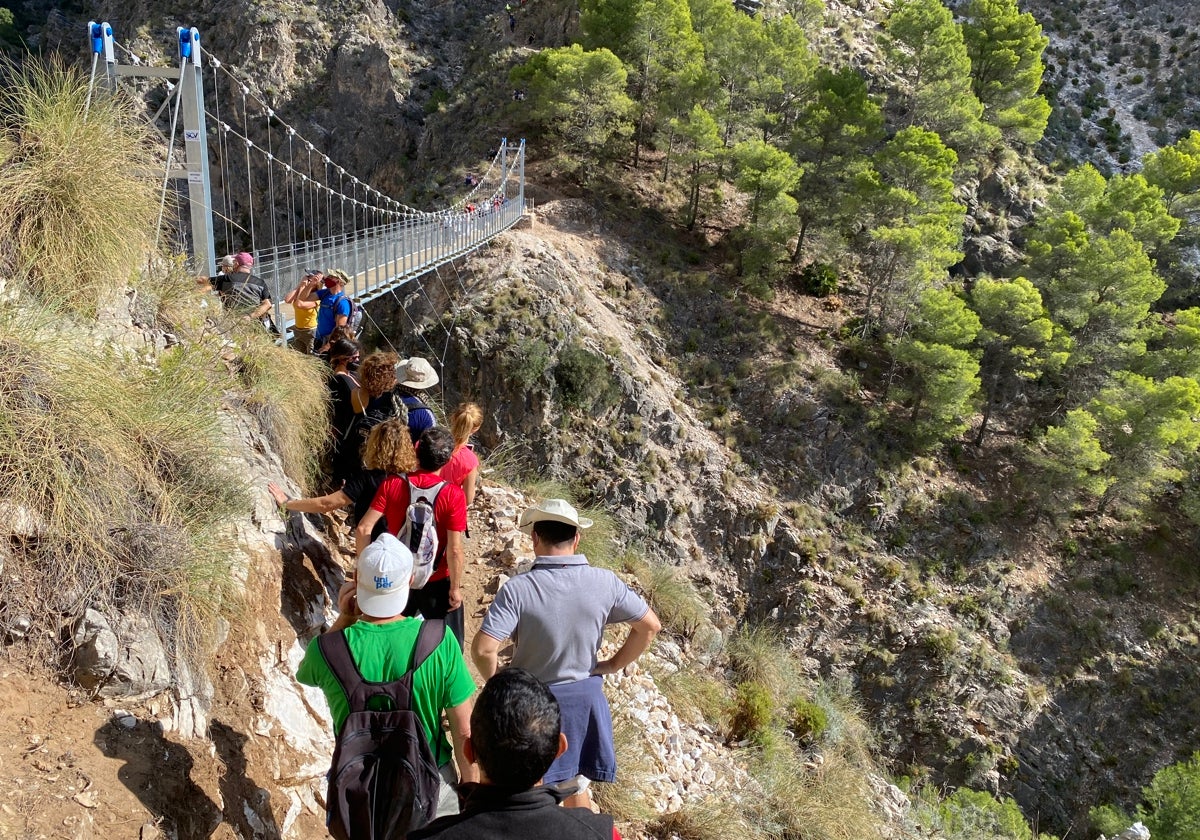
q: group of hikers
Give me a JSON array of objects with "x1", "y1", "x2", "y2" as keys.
[
  {"x1": 205, "y1": 255, "x2": 359, "y2": 354},
  {"x1": 250, "y1": 264, "x2": 661, "y2": 839}
]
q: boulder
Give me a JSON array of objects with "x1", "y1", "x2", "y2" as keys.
[{"x1": 71, "y1": 609, "x2": 172, "y2": 698}]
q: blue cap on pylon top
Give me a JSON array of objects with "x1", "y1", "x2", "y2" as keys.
[
  {"x1": 177, "y1": 27, "x2": 192, "y2": 59},
  {"x1": 89, "y1": 21, "x2": 103, "y2": 53}
]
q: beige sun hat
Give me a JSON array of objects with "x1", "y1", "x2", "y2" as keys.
[
  {"x1": 518, "y1": 499, "x2": 594, "y2": 534},
  {"x1": 396, "y1": 357, "x2": 440, "y2": 390}
]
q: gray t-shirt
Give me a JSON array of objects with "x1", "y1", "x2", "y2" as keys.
[{"x1": 480, "y1": 554, "x2": 649, "y2": 685}]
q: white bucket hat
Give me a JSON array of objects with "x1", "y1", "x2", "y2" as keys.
[
  {"x1": 396, "y1": 357, "x2": 440, "y2": 390},
  {"x1": 518, "y1": 498, "x2": 594, "y2": 535},
  {"x1": 355, "y1": 533, "x2": 413, "y2": 618}
]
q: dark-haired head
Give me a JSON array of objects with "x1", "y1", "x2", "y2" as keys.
[
  {"x1": 327, "y1": 338, "x2": 359, "y2": 364},
  {"x1": 470, "y1": 669, "x2": 562, "y2": 791},
  {"x1": 532, "y1": 519, "x2": 578, "y2": 548},
  {"x1": 416, "y1": 426, "x2": 455, "y2": 472}
]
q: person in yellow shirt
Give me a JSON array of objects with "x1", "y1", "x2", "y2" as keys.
[{"x1": 285, "y1": 268, "x2": 322, "y2": 353}]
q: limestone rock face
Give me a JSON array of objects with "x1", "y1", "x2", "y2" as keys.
[{"x1": 71, "y1": 609, "x2": 172, "y2": 699}]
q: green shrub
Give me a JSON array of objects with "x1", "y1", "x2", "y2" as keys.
[
  {"x1": 910, "y1": 784, "x2": 1050, "y2": 840},
  {"x1": 505, "y1": 336, "x2": 551, "y2": 389},
  {"x1": 1140, "y1": 751, "x2": 1200, "y2": 840},
  {"x1": 554, "y1": 339, "x2": 619, "y2": 411},
  {"x1": 788, "y1": 696, "x2": 829, "y2": 743},
  {"x1": 638, "y1": 562, "x2": 708, "y2": 638},
  {"x1": 799, "y1": 263, "x2": 839, "y2": 297},
  {"x1": 730, "y1": 681, "x2": 775, "y2": 745}
]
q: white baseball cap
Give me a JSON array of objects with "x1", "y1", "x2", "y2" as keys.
[{"x1": 355, "y1": 533, "x2": 413, "y2": 618}]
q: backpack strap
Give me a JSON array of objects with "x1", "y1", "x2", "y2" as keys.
[
  {"x1": 406, "y1": 478, "x2": 446, "y2": 507},
  {"x1": 407, "y1": 619, "x2": 445, "y2": 677},
  {"x1": 317, "y1": 630, "x2": 368, "y2": 709}
]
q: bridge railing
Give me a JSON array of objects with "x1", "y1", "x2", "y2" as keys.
[{"x1": 255, "y1": 197, "x2": 525, "y2": 334}]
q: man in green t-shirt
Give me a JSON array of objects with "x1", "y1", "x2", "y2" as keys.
[{"x1": 296, "y1": 534, "x2": 478, "y2": 818}]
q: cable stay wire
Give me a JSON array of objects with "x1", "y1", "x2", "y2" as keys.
[{"x1": 152, "y1": 53, "x2": 188, "y2": 253}]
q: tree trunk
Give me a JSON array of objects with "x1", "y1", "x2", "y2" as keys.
[{"x1": 792, "y1": 214, "x2": 810, "y2": 263}]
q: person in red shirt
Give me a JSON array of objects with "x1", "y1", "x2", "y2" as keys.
[{"x1": 355, "y1": 426, "x2": 468, "y2": 647}]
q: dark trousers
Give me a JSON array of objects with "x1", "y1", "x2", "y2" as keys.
[{"x1": 402, "y1": 577, "x2": 465, "y2": 649}]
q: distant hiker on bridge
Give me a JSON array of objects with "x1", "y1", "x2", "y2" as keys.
[
  {"x1": 471, "y1": 499, "x2": 662, "y2": 811},
  {"x1": 307, "y1": 270, "x2": 352, "y2": 351},
  {"x1": 213, "y1": 252, "x2": 273, "y2": 326},
  {"x1": 296, "y1": 533, "x2": 478, "y2": 835},
  {"x1": 284, "y1": 268, "x2": 322, "y2": 354},
  {"x1": 409, "y1": 668, "x2": 622, "y2": 840},
  {"x1": 394, "y1": 357, "x2": 440, "y2": 444},
  {"x1": 355, "y1": 426, "x2": 468, "y2": 649},
  {"x1": 441, "y1": 402, "x2": 483, "y2": 511}
]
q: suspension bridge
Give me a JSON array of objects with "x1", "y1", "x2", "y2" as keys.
[{"x1": 84, "y1": 21, "x2": 527, "y2": 344}]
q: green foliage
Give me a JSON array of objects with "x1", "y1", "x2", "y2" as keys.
[
  {"x1": 637, "y1": 562, "x2": 709, "y2": 638},
  {"x1": 912, "y1": 786, "x2": 1045, "y2": 840},
  {"x1": 1139, "y1": 752, "x2": 1200, "y2": 840},
  {"x1": 1031, "y1": 409, "x2": 1112, "y2": 504},
  {"x1": 970, "y1": 276, "x2": 1065, "y2": 444},
  {"x1": 1089, "y1": 373, "x2": 1200, "y2": 514},
  {"x1": 789, "y1": 66, "x2": 884, "y2": 262},
  {"x1": 510, "y1": 45, "x2": 634, "y2": 164},
  {"x1": 961, "y1": 0, "x2": 1051, "y2": 144},
  {"x1": 554, "y1": 339, "x2": 620, "y2": 412},
  {"x1": 504, "y1": 335, "x2": 552, "y2": 389},
  {"x1": 671, "y1": 104, "x2": 724, "y2": 229},
  {"x1": 856, "y1": 127, "x2": 964, "y2": 335},
  {"x1": 798, "y1": 263, "x2": 839, "y2": 297},
  {"x1": 1142, "y1": 130, "x2": 1200, "y2": 216},
  {"x1": 787, "y1": 696, "x2": 829, "y2": 742},
  {"x1": 0, "y1": 59, "x2": 160, "y2": 314},
  {"x1": 731, "y1": 139, "x2": 801, "y2": 288},
  {"x1": 730, "y1": 681, "x2": 776, "y2": 745},
  {"x1": 882, "y1": 0, "x2": 996, "y2": 153}
]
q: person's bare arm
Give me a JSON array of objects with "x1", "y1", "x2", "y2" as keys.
[
  {"x1": 445, "y1": 530, "x2": 465, "y2": 611},
  {"x1": 249, "y1": 298, "x2": 273, "y2": 319},
  {"x1": 445, "y1": 700, "x2": 478, "y2": 783},
  {"x1": 471, "y1": 631, "x2": 503, "y2": 680},
  {"x1": 354, "y1": 508, "x2": 384, "y2": 556},
  {"x1": 268, "y1": 482, "x2": 350, "y2": 514},
  {"x1": 592, "y1": 608, "x2": 662, "y2": 676},
  {"x1": 462, "y1": 467, "x2": 479, "y2": 509}
]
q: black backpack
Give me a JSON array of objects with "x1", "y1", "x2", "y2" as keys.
[{"x1": 318, "y1": 619, "x2": 446, "y2": 840}]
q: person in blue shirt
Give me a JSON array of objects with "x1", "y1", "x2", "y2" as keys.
[{"x1": 307, "y1": 271, "x2": 352, "y2": 351}]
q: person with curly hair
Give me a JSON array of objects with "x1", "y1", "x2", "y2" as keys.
[{"x1": 268, "y1": 419, "x2": 416, "y2": 541}]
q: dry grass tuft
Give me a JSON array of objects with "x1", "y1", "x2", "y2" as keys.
[
  {"x1": 649, "y1": 797, "x2": 752, "y2": 840},
  {"x1": 0, "y1": 58, "x2": 161, "y2": 313},
  {"x1": 592, "y1": 711, "x2": 658, "y2": 825},
  {"x1": 235, "y1": 326, "x2": 330, "y2": 489},
  {"x1": 0, "y1": 304, "x2": 245, "y2": 665}
]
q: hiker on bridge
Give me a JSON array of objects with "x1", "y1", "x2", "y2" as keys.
[
  {"x1": 212, "y1": 252, "x2": 273, "y2": 326},
  {"x1": 306, "y1": 270, "x2": 353, "y2": 351},
  {"x1": 471, "y1": 499, "x2": 662, "y2": 811},
  {"x1": 284, "y1": 269, "x2": 323, "y2": 354}
]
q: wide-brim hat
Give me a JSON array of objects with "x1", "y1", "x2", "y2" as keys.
[
  {"x1": 518, "y1": 498, "x2": 594, "y2": 535},
  {"x1": 356, "y1": 533, "x2": 413, "y2": 618},
  {"x1": 396, "y1": 357, "x2": 439, "y2": 390}
]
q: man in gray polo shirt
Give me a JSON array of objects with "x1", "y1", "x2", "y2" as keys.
[{"x1": 471, "y1": 498, "x2": 661, "y2": 810}]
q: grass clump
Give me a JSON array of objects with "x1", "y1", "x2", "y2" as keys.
[
  {"x1": 730, "y1": 681, "x2": 776, "y2": 745},
  {"x1": 592, "y1": 712, "x2": 657, "y2": 824},
  {"x1": 0, "y1": 303, "x2": 246, "y2": 665},
  {"x1": 657, "y1": 668, "x2": 729, "y2": 728},
  {"x1": 649, "y1": 797, "x2": 751, "y2": 840},
  {"x1": 635, "y1": 561, "x2": 709, "y2": 639},
  {"x1": 909, "y1": 784, "x2": 1053, "y2": 840},
  {"x1": 728, "y1": 623, "x2": 801, "y2": 699},
  {"x1": 0, "y1": 59, "x2": 160, "y2": 314},
  {"x1": 235, "y1": 327, "x2": 330, "y2": 488}
]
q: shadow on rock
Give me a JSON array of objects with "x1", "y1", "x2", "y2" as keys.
[
  {"x1": 277, "y1": 511, "x2": 346, "y2": 641},
  {"x1": 211, "y1": 719, "x2": 281, "y2": 839},
  {"x1": 94, "y1": 716, "x2": 221, "y2": 839}
]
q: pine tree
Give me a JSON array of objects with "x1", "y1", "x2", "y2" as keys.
[
  {"x1": 731, "y1": 139, "x2": 801, "y2": 291},
  {"x1": 788, "y1": 66, "x2": 884, "y2": 263},
  {"x1": 512, "y1": 46, "x2": 635, "y2": 164},
  {"x1": 961, "y1": 0, "x2": 1051, "y2": 144},
  {"x1": 670, "y1": 104, "x2": 724, "y2": 230},
  {"x1": 856, "y1": 127, "x2": 965, "y2": 335},
  {"x1": 881, "y1": 0, "x2": 996, "y2": 154},
  {"x1": 969, "y1": 276, "x2": 1065, "y2": 444}
]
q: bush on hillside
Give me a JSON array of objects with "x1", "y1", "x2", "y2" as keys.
[
  {"x1": 1092, "y1": 751, "x2": 1200, "y2": 840},
  {"x1": 554, "y1": 339, "x2": 620, "y2": 412},
  {"x1": 0, "y1": 59, "x2": 160, "y2": 314}
]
